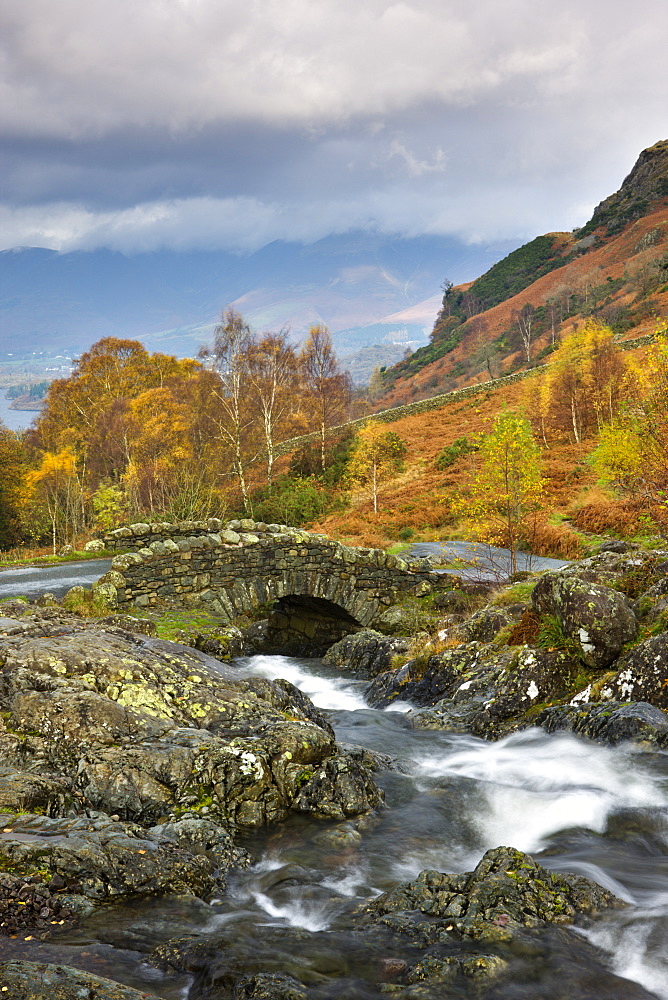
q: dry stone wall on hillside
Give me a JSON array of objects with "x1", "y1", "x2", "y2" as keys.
[
  {"x1": 99, "y1": 519, "x2": 439, "y2": 626},
  {"x1": 275, "y1": 331, "x2": 658, "y2": 458},
  {"x1": 274, "y1": 369, "x2": 538, "y2": 456}
]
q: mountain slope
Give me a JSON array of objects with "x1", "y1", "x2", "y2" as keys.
[{"x1": 374, "y1": 141, "x2": 668, "y2": 408}]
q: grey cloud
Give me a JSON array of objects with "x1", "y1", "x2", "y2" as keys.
[
  {"x1": 0, "y1": 0, "x2": 666, "y2": 252},
  {"x1": 0, "y1": 0, "x2": 596, "y2": 134}
]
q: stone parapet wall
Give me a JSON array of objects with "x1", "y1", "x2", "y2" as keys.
[
  {"x1": 103, "y1": 518, "x2": 230, "y2": 551},
  {"x1": 99, "y1": 519, "x2": 439, "y2": 625}
]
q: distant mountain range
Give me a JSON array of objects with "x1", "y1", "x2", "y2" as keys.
[{"x1": 0, "y1": 232, "x2": 518, "y2": 364}]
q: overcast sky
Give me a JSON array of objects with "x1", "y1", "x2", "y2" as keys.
[{"x1": 1, "y1": 0, "x2": 667, "y2": 254}]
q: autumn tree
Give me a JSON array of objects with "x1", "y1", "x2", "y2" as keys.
[
  {"x1": 247, "y1": 330, "x2": 302, "y2": 485},
  {"x1": 121, "y1": 386, "x2": 196, "y2": 516},
  {"x1": 590, "y1": 323, "x2": 668, "y2": 528},
  {"x1": 300, "y1": 324, "x2": 351, "y2": 472},
  {"x1": 538, "y1": 321, "x2": 629, "y2": 445},
  {"x1": 513, "y1": 303, "x2": 535, "y2": 364},
  {"x1": 0, "y1": 423, "x2": 27, "y2": 549},
  {"x1": 35, "y1": 337, "x2": 200, "y2": 489},
  {"x1": 468, "y1": 316, "x2": 500, "y2": 380},
  {"x1": 367, "y1": 366, "x2": 386, "y2": 401},
  {"x1": 345, "y1": 420, "x2": 407, "y2": 513},
  {"x1": 25, "y1": 449, "x2": 82, "y2": 554},
  {"x1": 199, "y1": 309, "x2": 257, "y2": 510},
  {"x1": 544, "y1": 295, "x2": 562, "y2": 345},
  {"x1": 452, "y1": 411, "x2": 545, "y2": 575}
]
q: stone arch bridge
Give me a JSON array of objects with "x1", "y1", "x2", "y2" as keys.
[{"x1": 99, "y1": 518, "x2": 442, "y2": 653}]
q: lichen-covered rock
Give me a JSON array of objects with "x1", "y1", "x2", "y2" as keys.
[
  {"x1": 191, "y1": 624, "x2": 247, "y2": 660},
  {"x1": 0, "y1": 765, "x2": 75, "y2": 815},
  {"x1": 531, "y1": 573, "x2": 637, "y2": 668},
  {"x1": 0, "y1": 811, "x2": 248, "y2": 903},
  {"x1": 0, "y1": 610, "x2": 383, "y2": 907},
  {"x1": 84, "y1": 538, "x2": 106, "y2": 552},
  {"x1": 432, "y1": 589, "x2": 470, "y2": 612},
  {"x1": 600, "y1": 632, "x2": 668, "y2": 708},
  {"x1": 535, "y1": 701, "x2": 668, "y2": 746},
  {"x1": 461, "y1": 607, "x2": 514, "y2": 642},
  {"x1": 634, "y1": 578, "x2": 668, "y2": 618},
  {"x1": 359, "y1": 845, "x2": 622, "y2": 943},
  {"x1": 366, "y1": 643, "x2": 515, "y2": 711},
  {"x1": 473, "y1": 647, "x2": 579, "y2": 731},
  {"x1": 0, "y1": 961, "x2": 161, "y2": 1000},
  {"x1": 233, "y1": 973, "x2": 308, "y2": 999},
  {"x1": 323, "y1": 629, "x2": 409, "y2": 677},
  {"x1": 364, "y1": 657, "x2": 428, "y2": 709},
  {"x1": 290, "y1": 751, "x2": 383, "y2": 819},
  {"x1": 370, "y1": 606, "x2": 418, "y2": 636},
  {"x1": 551, "y1": 548, "x2": 663, "y2": 590},
  {"x1": 369, "y1": 643, "x2": 580, "y2": 739},
  {"x1": 74, "y1": 720, "x2": 353, "y2": 826},
  {"x1": 409, "y1": 699, "x2": 489, "y2": 734},
  {"x1": 0, "y1": 612, "x2": 332, "y2": 739}
]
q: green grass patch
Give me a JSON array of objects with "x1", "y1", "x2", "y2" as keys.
[
  {"x1": 62, "y1": 590, "x2": 113, "y2": 618},
  {"x1": 136, "y1": 607, "x2": 227, "y2": 642},
  {"x1": 386, "y1": 542, "x2": 412, "y2": 555},
  {"x1": 491, "y1": 581, "x2": 537, "y2": 606},
  {"x1": 435, "y1": 436, "x2": 479, "y2": 470},
  {"x1": 536, "y1": 615, "x2": 583, "y2": 659}
]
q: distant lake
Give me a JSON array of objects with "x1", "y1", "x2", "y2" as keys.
[{"x1": 0, "y1": 390, "x2": 38, "y2": 432}]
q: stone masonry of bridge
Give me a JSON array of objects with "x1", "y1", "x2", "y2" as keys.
[{"x1": 98, "y1": 519, "x2": 441, "y2": 643}]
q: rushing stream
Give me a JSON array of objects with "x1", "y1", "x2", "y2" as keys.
[{"x1": 6, "y1": 653, "x2": 668, "y2": 998}]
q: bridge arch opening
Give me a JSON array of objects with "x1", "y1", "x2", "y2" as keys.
[{"x1": 257, "y1": 593, "x2": 364, "y2": 656}]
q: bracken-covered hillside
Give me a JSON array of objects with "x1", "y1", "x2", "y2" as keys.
[{"x1": 373, "y1": 141, "x2": 668, "y2": 409}]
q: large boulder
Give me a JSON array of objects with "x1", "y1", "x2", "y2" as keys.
[
  {"x1": 460, "y1": 607, "x2": 515, "y2": 642},
  {"x1": 369, "y1": 606, "x2": 418, "y2": 635},
  {"x1": 360, "y1": 846, "x2": 622, "y2": 943},
  {"x1": 365, "y1": 642, "x2": 511, "y2": 710},
  {"x1": 0, "y1": 962, "x2": 160, "y2": 1000},
  {"x1": 535, "y1": 701, "x2": 668, "y2": 746},
  {"x1": 323, "y1": 629, "x2": 409, "y2": 677},
  {"x1": 84, "y1": 538, "x2": 106, "y2": 552},
  {"x1": 407, "y1": 647, "x2": 580, "y2": 739},
  {"x1": 0, "y1": 609, "x2": 383, "y2": 871},
  {"x1": 532, "y1": 572, "x2": 637, "y2": 668},
  {"x1": 0, "y1": 609, "x2": 333, "y2": 739},
  {"x1": 0, "y1": 812, "x2": 246, "y2": 904},
  {"x1": 553, "y1": 548, "x2": 665, "y2": 592},
  {"x1": 600, "y1": 632, "x2": 668, "y2": 708}
]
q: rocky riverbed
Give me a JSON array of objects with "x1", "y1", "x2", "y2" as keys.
[{"x1": 1, "y1": 537, "x2": 668, "y2": 997}]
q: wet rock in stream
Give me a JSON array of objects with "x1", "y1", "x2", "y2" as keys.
[
  {"x1": 151, "y1": 845, "x2": 651, "y2": 1000},
  {"x1": 535, "y1": 700, "x2": 668, "y2": 746},
  {"x1": 0, "y1": 605, "x2": 383, "y2": 943},
  {"x1": 0, "y1": 960, "x2": 161, "y2": 999},
  {"x1": 359, "y1": 845, "x2": 622, "y2": 941},
  {"x1": 323, "y1": 629, "x2": 410, "y2": 678}
]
